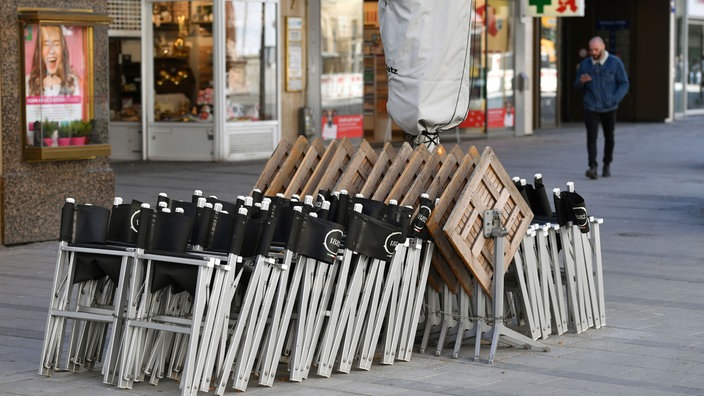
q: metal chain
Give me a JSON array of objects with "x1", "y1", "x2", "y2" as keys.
[{"x1": 421, "y1": 302, "x2": 515, "y2": 325}]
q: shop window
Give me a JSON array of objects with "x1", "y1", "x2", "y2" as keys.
[
  {"x1": 461, "y1": 0, "x2": 514, "y2": 131},
  {"x1": 225, "y1": 0, "x2": 278, "y2": 122},
  {"x1": 686, "y1": 23, "x2": 704, "y2": 110},
  {"x1": 539, "y1": 16, "x2": 558, "y2": 128},
  {"x1": 320, "y1": 0, "x2": 364, "y2": 140},
  {"x1": 673, "y1": 0, "x2": 685, "y2": 114},
  {"x1": 109, "y1": 38, "x2": 142, "y2": 122},
  {"x1": 152, "y1": 1, "x2": 214, "y2": 122}
]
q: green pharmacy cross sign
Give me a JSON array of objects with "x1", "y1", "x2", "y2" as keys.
[{"x1": 529, "y1": 0, "x2": 552, "y2": 13}]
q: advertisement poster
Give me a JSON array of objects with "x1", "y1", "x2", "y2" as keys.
[
  {"x1": 460, "y1": 105, "x2": 514, "y2": 128},
  {"x1": 24, "y1": 24, "x2": 86, "y2": 145},
  {"x1": 321, "y1": 110, "x2": 364, "y2": 140}
]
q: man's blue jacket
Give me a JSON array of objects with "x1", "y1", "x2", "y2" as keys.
[{"x1": 574, "y1": 54, "x2": 629, "y2": 113}]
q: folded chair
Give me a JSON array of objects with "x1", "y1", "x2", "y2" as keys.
[
  {"x1": 258, "y1": 200, "x2": 346, "y2": 386},
  {"x1": 553, "y1": 184, "x2": 595, "y2": 333},
  {"x1": 358, "y1": 194, "x2": 436, "y2": 368},
  {"x1": 229, "y1": 193, "x2": 300, "y2": 388},
  {"x1": 214, "y1": 197, "x2": 287, "y2": 394},
  {"x1": 255, "y1": 204, "x2": 309, "y2": 387},
  {"x1": 188, "y1": 205, "x2": 250, "y2": 395},
  {"x1": 553, "y1": 184, "x2": 603, "y2": 333},
  {"x1": 40, "y1": 197, "x2": 140, "y2": 380},
  {"x1": 395, "y1": 197, "x2": 439, "y2": 362},
  {"x1": 316, "y1": 200, "x2": 406, "y2": 377},
  {"x1": 116, "y1": 204, "x2": 219, "y2": 394}
]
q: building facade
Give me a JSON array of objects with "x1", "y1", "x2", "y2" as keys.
[
  {"x1": 107, "y1": 0, "x2": 534, "y2": 163},
  {"x1": 104, "y1": 0, "x2": 687, "y2": 163},
  {"x1": 0, "y1": 1, "x2": 114, "y2": 245},
  {"x1": 0, "y1": 0, "x2": 693, "y2": 244}
]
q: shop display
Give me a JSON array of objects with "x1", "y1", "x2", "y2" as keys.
[{"x1": 150, "y1": 2, "x2": 214, "y2": 122}]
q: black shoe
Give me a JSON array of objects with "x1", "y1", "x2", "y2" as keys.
[
  {"x1": 602, "y1": 164, "x2": 611, "y2": 177},
  {"x1": 585, "y1": 167, "x2": 598, "y2": 180}
]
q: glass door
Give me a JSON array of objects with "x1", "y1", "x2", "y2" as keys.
[
  {"x1": 460, "y1": 0, "x2": 514, "y2": 133},
  {"x1": 145, "y1": 0, "x2": 216, "y2": 160},
  {"x1": 538, "y1": 16, "x2": 559, "y2": 128},
  {"x1": 109, "y1": 37, "x2": 143, "y2": 160},
  {"x1": 686, "y1": 23, "x2": 704, "y2": 111},
  {"x1": 220, "y1": 0, "x2": 280, "y2": 161},
  {"x1": 320, "y1": 0, "x2": 364, "y2": 140},
  {"x1": 224, "y1": 0, "x2": 278, "y2": 123},
  {"x1": 674, "y1": 1, "x2": 685, "y2": 115}
]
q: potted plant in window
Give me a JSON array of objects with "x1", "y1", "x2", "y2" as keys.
[
  {"x1": 57, "y1": 122, "x2": 71, "y2": 146},
  {"x1": 70, "y1": 120, "x2": 91, "y2": 146},
  {"x1": 42, "y1": 120, "x2": 58, "y2": 147}
]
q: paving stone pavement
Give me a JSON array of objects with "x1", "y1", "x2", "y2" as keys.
[{"x1": 2, "y1": 118, "x2": 703, "y2": 395}]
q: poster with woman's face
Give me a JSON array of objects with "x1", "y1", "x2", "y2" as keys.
[{"x1": 23, "y1": 24, "x2": 86, "y2": 144}]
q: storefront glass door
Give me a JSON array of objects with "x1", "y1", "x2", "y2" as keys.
[
  {"x1": 146, "y1": 0, "x2": 215, "y2": 160},
  {"x1": 538, "y1": 16, "x2": 558, "y2": 128},
  {"x1": 674, "y1": 0, "x2": 685, "y2": 115},
  {"x1": 461, "y1": 0, "x2": 514, "y2": 132},
  {"x1": 151, "y1": 1, "x2": 214, "y2": 122},
  {"x1": 320, "y1": 0, "x2": 364, "y2": 140},
  {"x1": 686, "y1": 23, "x2": 704, "y2": 111},
  {"x1": 225, "y1": 0, "x2": 278, "y2": 122}
]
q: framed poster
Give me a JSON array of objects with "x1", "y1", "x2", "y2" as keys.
[{"x1": 18, "y1": 9, "x2": 111, "y2": 161}]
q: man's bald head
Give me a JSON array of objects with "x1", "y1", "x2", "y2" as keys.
[{"x1": 589, "y1": 36, "x2": 606, "y2": 61}]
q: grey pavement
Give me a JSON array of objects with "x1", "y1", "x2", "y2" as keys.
[{"x1": 2, "y1": 117, "x2": 704, "y2": 395}]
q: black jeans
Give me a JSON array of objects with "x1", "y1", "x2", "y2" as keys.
[{"x1": 584, "y1": 109, "x2": 615, "y2": 169}]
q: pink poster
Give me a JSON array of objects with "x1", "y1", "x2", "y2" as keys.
[{"x1": 24, "y1": 24, "x2": 86, "y2": 145}]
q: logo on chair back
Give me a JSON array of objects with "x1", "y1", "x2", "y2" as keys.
[
  {"x1": 324, "y1": 229, "x2": 344, "y2": 260},
  {"x1": 412, "y1": 205, "x2": 432, "y2": 234},
  {"x1": 572, "y1": 205, "x2": 590, "y2": 233},
  {"x1": 130, "y1": 210, "x2": 141, "y2": 233},
  {"x1": 384, "y1": 231, "x2": 403, "y2": 255}
]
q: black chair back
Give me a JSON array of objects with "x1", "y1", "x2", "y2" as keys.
[
  {"x1": 72, "y1": 204, "x2": 111, "y2": 283},
  {"x1": 106, "y1": 200, "x2": 142, "y2": 246},
  {"x1": 74, "y1": 205, "x2": 110, "y2": 244}
]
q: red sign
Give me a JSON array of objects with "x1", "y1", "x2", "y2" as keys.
[
  {"x1": 459, "y1": 107, "x2": 514, "y2": 129},
  {"x1": 321, "y1": 112, "x2": 363, "y2": 140}
]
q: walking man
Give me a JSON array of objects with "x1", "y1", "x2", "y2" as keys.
[{"x1": 574, "y1": 36, "x2": 629, "y2": 179}]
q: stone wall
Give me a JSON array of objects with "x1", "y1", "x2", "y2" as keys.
[{"x1": 0, "y1": 1, "x2": 114, "y2": 245}]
